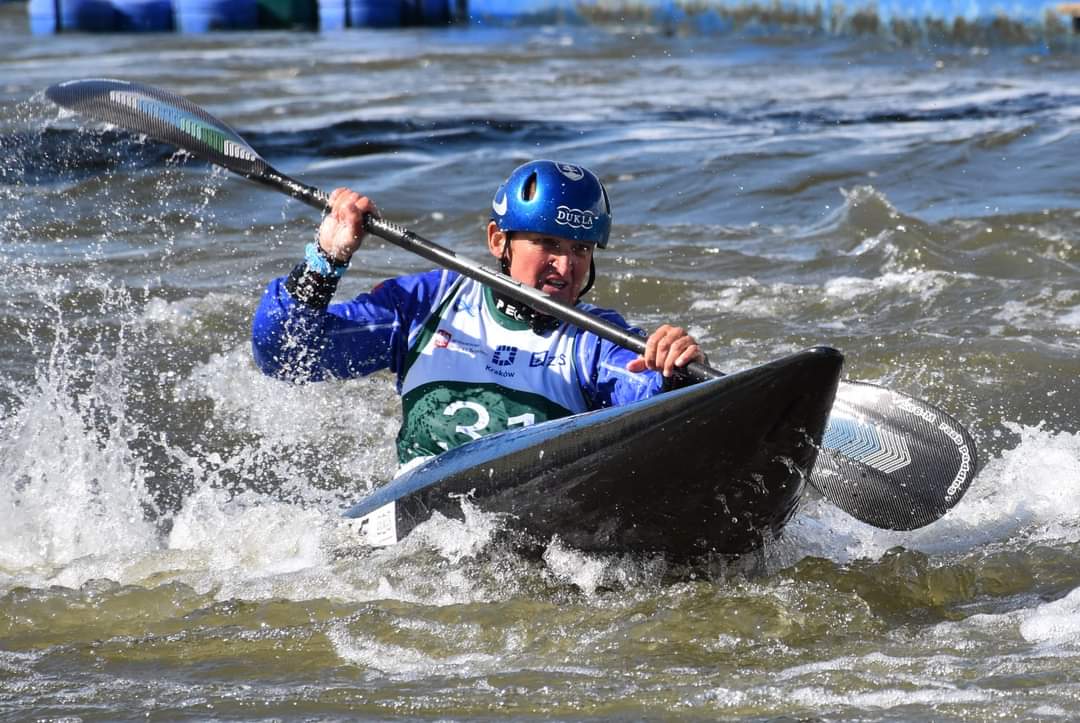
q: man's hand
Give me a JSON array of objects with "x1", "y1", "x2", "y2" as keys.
[
  {"x1": 626, "y1": 324, "x2": 705, "y2": 378},
  {"x1": 318, "y1": 187, "x2": 378, "y2": 264}
]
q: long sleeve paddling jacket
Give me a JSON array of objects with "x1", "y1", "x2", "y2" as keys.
[{"x1": 253, "y1": 269, "x2": 664, "y2": 465}]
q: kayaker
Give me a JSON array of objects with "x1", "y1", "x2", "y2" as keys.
[{"x1": 252, "y1": 160, "x2": 705, "y2": 467}]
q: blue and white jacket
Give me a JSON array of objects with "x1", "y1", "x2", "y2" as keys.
[{"x1": 252, "y1": 269, "x2": 665, "y2": 463}]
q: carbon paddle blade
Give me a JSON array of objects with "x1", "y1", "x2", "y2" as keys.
[
  {"x1": 809, "y1": 382, "x2": 978, "y2": 530},
  {"x1": 47, "y1": 78, "x2": 268, "y2": 176},
  {"x1": 45, "y1": 78, "x2": 327, "y2": 209}
]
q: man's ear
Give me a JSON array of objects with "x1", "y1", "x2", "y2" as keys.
[{"x1": 487, "y1": 221, "x2": 507, "y2": 259}]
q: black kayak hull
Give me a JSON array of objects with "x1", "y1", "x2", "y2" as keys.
[{"x1": 344, "y1": 346, "x2": 843, "y2": 557}]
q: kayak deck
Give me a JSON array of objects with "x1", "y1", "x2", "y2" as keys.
[{"x1": 345, "y1": 346, "x2": 843, "y2": 558}]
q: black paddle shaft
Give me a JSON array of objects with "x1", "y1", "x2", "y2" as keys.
[{"x1": 45, "y1": 77, "x2": 717, "y2": 378}]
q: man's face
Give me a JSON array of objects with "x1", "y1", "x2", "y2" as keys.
[{"x1": 488, "y1": 224, "x2": 594, "y2": 305}]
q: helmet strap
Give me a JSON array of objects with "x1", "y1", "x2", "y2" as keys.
[
  {"x1": 498, "y1": 232, "x2": 512, "y2": 275},
  {"x1": 576, "y1": 258, "x2": 596, "y2": 300}
]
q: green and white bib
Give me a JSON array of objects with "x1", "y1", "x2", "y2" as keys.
[{"x1": 397, "y1": 278, "x2": 588, "y2": 464}]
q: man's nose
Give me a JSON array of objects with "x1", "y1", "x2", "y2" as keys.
[{"x1": 549, "y1": 251, "x2": 572, "y2": 274}]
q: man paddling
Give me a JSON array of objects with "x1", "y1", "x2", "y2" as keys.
[{"x1": 252, "y1": 160, "x2": 705, "y2": 467}]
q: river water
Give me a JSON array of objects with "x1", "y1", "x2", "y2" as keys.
[{"x1": 2, "y1": 5, "x2": 1079, "y2": 720}]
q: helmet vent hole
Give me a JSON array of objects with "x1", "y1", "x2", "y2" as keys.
[{"x1": 522, "y1": 172, "x2": 538, "y2": 202}]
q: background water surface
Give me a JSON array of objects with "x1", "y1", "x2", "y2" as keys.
[{"x1": 1, "y1": 5, "x2": 1080, "y2": 720}]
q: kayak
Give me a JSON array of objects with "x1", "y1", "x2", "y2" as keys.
[{"x1": 343, "y1": 346, "x2": 844, "y2": 558}]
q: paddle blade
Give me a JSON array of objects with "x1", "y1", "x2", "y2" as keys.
[
  {"x1": 810, "y1": 381, "x2": 978, "y2": 530},
  {"x1": 45, "y1": 78, "x2": 268, "y2": 179}
]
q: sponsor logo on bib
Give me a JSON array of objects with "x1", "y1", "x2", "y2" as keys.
[
  {"x1": 490, "y1": 345, "x2": 518, "y2": 366},
  {"x1": 530, "y1": 350, "x2": 566, "y2": 368},
  {"x1": 431, "y1": 328, "x2": 479, "y2": 356},
  {"x1": 485, "y1": 344, "x2": 519, "y2": 378},
  {"x1": 452, "y1": 298, "x2": 476, "y2": 315}
]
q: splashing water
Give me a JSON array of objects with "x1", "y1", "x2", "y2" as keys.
[{"x1": 0, "y1": 277, "x2": 158, "y2": 579}]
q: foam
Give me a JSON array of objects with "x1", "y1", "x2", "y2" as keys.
[
  {"x1": 785, "y1": 683, "x2": 993, "y2": 710},
  {"x1": 929, "y1": 574, "x2": 1080, "y2": 658},
  {"x1": 1060, "y1": 305, "x2": 1080, "y2": 330},
  {"x1": 327, "y1": 623, "x2": 499, "y2": 679},
  {"x1": 824, "y1": 269, "x2": 959, "y2": 304},
  {"x1": 138, "y1": 293, "x2": 241, "y2": 336},
  {"x1": 993, "y1": 289, "x2": 1080, "y2": 336},
  {"x1": 542, "y1": 537, "x2": 614, "y2": 597},
  {"x1": 689, "y1": 267, "x2": 963, "y2": 320},
  {"x1": 695, "y1": 651, "x2": 997, "y2": 711},
  {"x1": 1019, "y1": 586, "x2": 1080, "y2": 648},
  {"x1": 176, "y1": 343, "x2": 399, "y2": 504},
  {"x1": 0, "y1": 302, "x2": 159, "y2": 575}
]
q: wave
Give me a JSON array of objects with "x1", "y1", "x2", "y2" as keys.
[{"x1": 7, "y1": 86, "x2": 1075, "y2": 188}]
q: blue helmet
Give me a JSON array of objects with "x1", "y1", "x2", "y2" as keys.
[{"x1": 491, "y1": 160, "x2": 612, "y2": 248}]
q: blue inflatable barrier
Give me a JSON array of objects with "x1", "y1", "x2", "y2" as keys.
[
  {"x1": 317, "y1": 0, "x2": 345, "y2": 30},
  {"x1": 347, "y1": 0, "x2": 400, "y2": 27},
  {"x1": 466, "y1": 0, "x2": 518, "y2": 19},
  {"x1": 27, "y1": 0, "x2": 459, "y2": 32},
  {"x1": 30, "y1": 0, "x2": 171, "y2": 32},
  {"x1": 59, "y1": 0, "x2": 119, "y2": 30},
  {"x1": 412, "y1": 0, "x2": 447, "y2": 24},
  {"x1": 257, "y1": 0, "x2": 316, "y2": 29},
  {"x1": 175, "y1": 0, "x2": 257, "y2": 31},
  {"x1": 28, "y1": 0, "x2": 59, "y2": 33},
  {"x1": 114, "y1": 0, "x2": 173, "y2": 29}
]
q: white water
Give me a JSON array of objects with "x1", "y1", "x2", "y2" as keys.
[{"x1": 3, "y1": 284, "x2": 1078, "y2": 608}]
